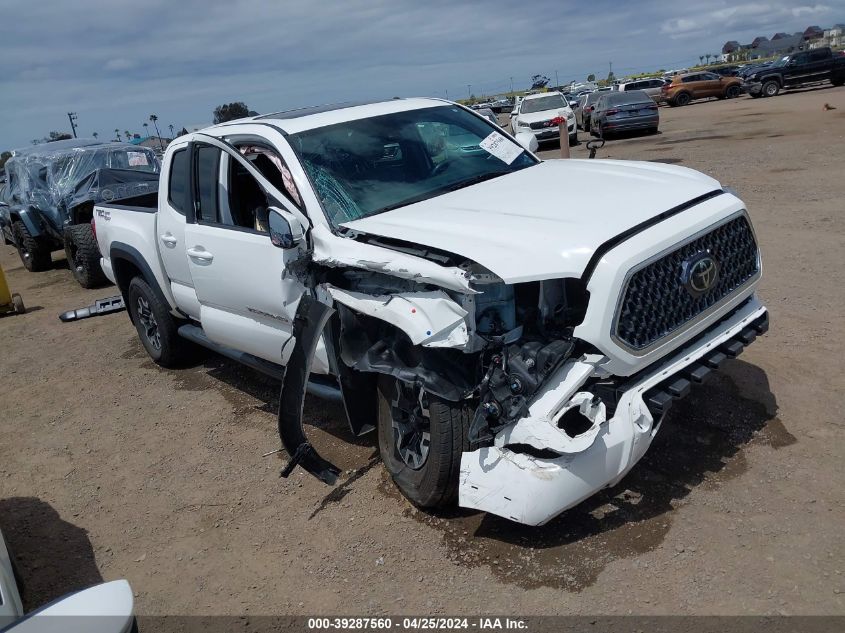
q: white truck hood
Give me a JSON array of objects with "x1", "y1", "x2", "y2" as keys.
[
  {"x1": 342, "y1": 159, "x2": 722, "y2": 283},
  {"x1": 516, "y1": 107, "x2": 573, "y2": 124}
]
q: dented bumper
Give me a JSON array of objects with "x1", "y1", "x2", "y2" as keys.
[{"x1": 459, "y1": 297, "x2": 768, "y2": 526}]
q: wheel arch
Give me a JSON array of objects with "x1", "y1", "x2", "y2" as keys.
[{"x1": 109, "y1": 241, "x2": 175, "y2": 322}]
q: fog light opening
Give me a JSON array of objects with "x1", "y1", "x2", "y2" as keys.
[{"x1": 557, "y1": 407, "x2": 594, "y2": 438}]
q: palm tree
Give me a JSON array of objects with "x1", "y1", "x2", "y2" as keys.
[
  {"x1": 699, "y1": 55, "x2": 705, "y2": 65},
  {"x1": 168, "y1": 124, "x2": 174, "y2": 139},
  {"x1": 705, "y1": 53, "x2": 711, "y2": 64},
  {"x1": 114, "y1": 128, "x2": 121, "y2": 142},
  {"x1": 149, "y1": 114, "x2": 164, "y2": 150},
  {"x1": 92, "y1": 132, "x2": 98, "y2": 140},
  {"x1": 142, "y1": 122, "x2": 149, "y2": 139},
  {"x1": 125, "y1": 130, "x2": 132, "y2": 141}
]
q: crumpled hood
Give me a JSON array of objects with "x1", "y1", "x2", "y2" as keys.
[{"x1": 342, "y1": 159, "x2": 722, "y2": 283}]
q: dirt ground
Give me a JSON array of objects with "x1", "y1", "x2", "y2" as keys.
[{"x1": 1, "y1": 85, "x2": 844, "y2": 617}]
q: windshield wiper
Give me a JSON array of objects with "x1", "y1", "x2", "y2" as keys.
[{"x1": 441, "y1": 171, "x2": 507, "y2": 193}]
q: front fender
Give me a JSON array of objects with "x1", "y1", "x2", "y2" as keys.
[{"x1": 12, "y1": 207, "x2": 42, "y2": 238}]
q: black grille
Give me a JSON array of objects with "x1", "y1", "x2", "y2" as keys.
[{"x1": 615, "y1": 215, "x2": 759, "y2": 350}]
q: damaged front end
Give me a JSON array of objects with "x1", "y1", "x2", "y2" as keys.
[{"x1": 275, "y1": 218, "x2": 768, "y2": 527}]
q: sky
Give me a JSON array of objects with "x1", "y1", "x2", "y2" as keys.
[{"x1": 0, "y1": 0, "x2": 842, "y2": 150}]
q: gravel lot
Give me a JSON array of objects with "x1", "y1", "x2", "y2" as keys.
[{"x1": 1, "y1": 85, "x2": 844, "y2": 616}]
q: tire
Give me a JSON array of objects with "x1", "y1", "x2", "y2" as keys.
[
  {"x1": 127, "y1": 276, "x2": 186, "y2": 368},
  {"x1": 569, "y1": 132, "x2": 578, "y2": 146},
  {"x1": 832, "y1": 77, "x2": 844, "y2": 87},
  {"x1": 725, "y1": 85, "x2": 741, "y2": 99},
  {"x1": 377, "y1": 375, "x2": 473, "y2": 508},
  {"x1": 762, "y1": 80, "x2": 779, "y2": 97},
  {"x1": 11, "y1": 220, "x2": 51, "y2": 272},
  {"x1": 12, "y1": 294, "x2": 25, "y2": 314},
  {"x1": 63, "y1": 224, "x2": 108, "y2": 288},
  {"x1": 750, "y1": 92, "x2": 762, "y2": 99},
  {"x1": 673, "y1": 92, "x2": 692, "y2": 107}
]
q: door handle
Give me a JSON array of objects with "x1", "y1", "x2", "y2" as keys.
[
  {"x1": 160, "y1": 233, "x2": 178, "y2": 246},
  {"x1": 186, "y1": 247, "x2": 214, "y2": 262}
]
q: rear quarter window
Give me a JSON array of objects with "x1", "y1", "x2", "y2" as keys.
[{"x1": 168, "y1": 149, "x2": 189, "y2": 215}]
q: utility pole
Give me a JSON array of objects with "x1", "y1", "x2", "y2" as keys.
[
  {"x1": 467, "y1": 84, "x2": 472, "y2": 99},
  {"x1": 67, "y1": 112, "x2": 78, "y2": 138},
  {"x1": 555, "y1": 70, "x2": 559, "y2": 88},
  {"x1": 510, "y1": 76, "x2": 514, "y2": 93},
  {"x1": 445, "y1": 89, "x2": 448, "y2": 101}
]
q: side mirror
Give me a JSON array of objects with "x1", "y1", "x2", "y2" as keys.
[
  {"x1": 268, "y1": 206, "x2": 304, "y2": 249},
  {"x1": 514, "y1": 132, "x2": 539, "y2": 153}
]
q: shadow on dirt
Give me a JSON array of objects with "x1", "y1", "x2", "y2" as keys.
[
  {"x1": 0, "y1": 497, "x2": 104, "y2": 611},
  {"x1": 409, "y1": 359, "x2": 788, "y2": 591}
]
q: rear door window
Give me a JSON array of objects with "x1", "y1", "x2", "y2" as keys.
[{"x1": 195, "y1": 145, "x2": 221, "y2": 223}]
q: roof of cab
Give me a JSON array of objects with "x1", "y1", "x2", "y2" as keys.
[{"x1": 212, "y1": 97, "x2": 451, "y2": 135}]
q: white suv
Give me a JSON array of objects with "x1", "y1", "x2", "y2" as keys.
[{"x1": 510, "y1": 92, "x2": 577, "y2": 146}]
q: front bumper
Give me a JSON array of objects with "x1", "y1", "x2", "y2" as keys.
[
  {"x1": 746, "y1": 81, "x2": 762, "y2": 95},
  {"x1": 523, "y1": 120, "x2": 577, "y2": 141},
  {"x1": 459, "y1": 297, "x2": 768, "y2": 525}
]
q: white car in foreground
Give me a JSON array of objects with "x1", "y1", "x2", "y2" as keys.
[
  {"x1": 93, "y1": 97, "x2": 767, "y2": 526},
  {"x1": 511, "y1": 92, "x2": 577, "y2": 146},
  {"x1": 0, "y1": 529, "x2": 134, "y2": 632}
]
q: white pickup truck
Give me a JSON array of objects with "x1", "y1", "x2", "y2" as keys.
[{"x1": 94, "y1": 98, "x2": 768, "y2": 526}]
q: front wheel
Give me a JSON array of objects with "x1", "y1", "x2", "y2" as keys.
[
  {"x1": 63, "y1": 224, "x2": 108, "y2": 288},
  {"x1": 762, "y1": 80, "x2": 780, "y2": 97},
  {"x1": 127, "y1": 277, "x2": 188, "y2": 367},
  {"x1": 377, "y1": 375, "x2": 473, "y2": 508},
  {"x1": 725, "y1": 85, "x2": 741, "y2": 99},
  {"x1": 831, "y1": 77, "x2": 844, "y2": 87}
]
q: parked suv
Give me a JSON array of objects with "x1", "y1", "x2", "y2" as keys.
[
  {"x1": 511, "y1": 92, "x2": 577, "y2": 146},
  {"x1": 616, "y1": 78, "x2": 667, "y2": 101},
  {"x1": 662, "y1": 72, "x2": 743, "y2": 106},
  {"x1": 745, "y1": 47, "x2": 845, "y2": 97}
]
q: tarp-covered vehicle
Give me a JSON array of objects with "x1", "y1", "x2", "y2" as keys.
[{"x1": 0, "y1": 139, "x2": 159, "y2": 287}]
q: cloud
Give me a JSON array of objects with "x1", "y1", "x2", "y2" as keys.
[
  {"x1": 0, "y1": 0, "x2": 841, "y2": 149},
  {"x1": 105, "y1": 58, "x2": 136, "y2": 71}
]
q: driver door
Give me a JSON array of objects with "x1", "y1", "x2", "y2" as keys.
[{"x1": 182, "y1": 136, "x2": 309, "y2": 366}]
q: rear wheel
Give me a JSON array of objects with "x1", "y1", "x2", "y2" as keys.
[
  {"x1": 377, "y1": 375, "x2": 473, "y2": 508},
  {"x1": 63, "y1": 224, "x2": 108, "y2": 288},
  {"x1": 127, "y1": 277, "x2": 187, "y2": 367},
  {"x1": 11, "y1": 220, "x2": 51, "y2": 272},
  {"x1": 762, "y1": 80, "x2": 779, "y2": 97},
  {"x1": 673, "y1": 92, "x2": 692, "y2": 107}
]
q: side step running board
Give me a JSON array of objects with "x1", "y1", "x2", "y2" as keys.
[
  {"x1": 176, "y1": 324, "x2": 342, "y2": 402},
  {"x1": 59, "y1": 295, "x2": 126, "y2": 322}
]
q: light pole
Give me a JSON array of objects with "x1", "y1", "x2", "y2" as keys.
[
  {"x1": 555, "y1": 70, "x2": 559, "y2": 88},
  {"x1": 150, "y1": 114, "x2": 164, "y2": 150},
  {"x1": 510, "y1": 76, "x2": 514, "y2": 93},
  {"x1": 467, "y1": 84, "x2": 471, "y2": 99},
  {"x1": 67, "y1": 112, "x2": 78, "y2": 138}
]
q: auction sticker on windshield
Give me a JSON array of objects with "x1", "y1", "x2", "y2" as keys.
[{"x1": 478, "y1": 132, "x2": 523, "y2": 165}]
